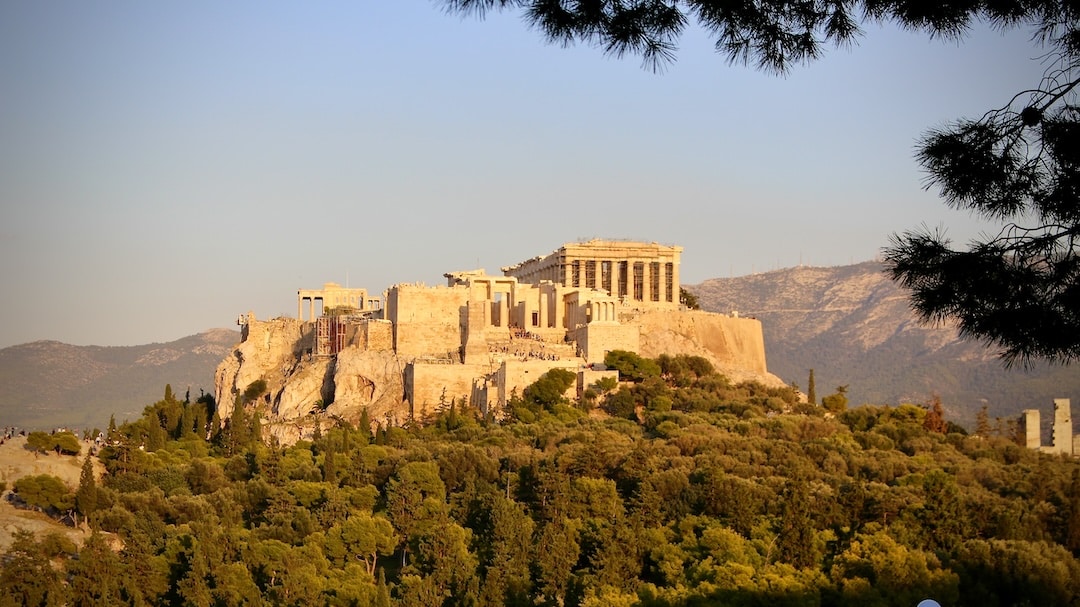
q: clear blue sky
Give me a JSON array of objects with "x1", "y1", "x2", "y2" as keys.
[{"x1": 0, "y1": 1, "x2": 1049, "y2": 347}]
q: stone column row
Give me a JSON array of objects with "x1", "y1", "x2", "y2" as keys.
[
  {"x1": 298, "y1": 296, "x2": 319, "y2": 321},
  {"x1": 591, "y1": 300, "x2": 616, "y2": 322},
  {"x1": 557, "y1": 255, "x2": 678, "y2": 306}
]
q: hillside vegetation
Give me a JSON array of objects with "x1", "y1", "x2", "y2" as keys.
[
  {"x1": 4, "y1": 355, "x2": 1080, "y2": 606},
  {"x1": 688, "y1": 262, "x2": 1080, "y2": 428}
]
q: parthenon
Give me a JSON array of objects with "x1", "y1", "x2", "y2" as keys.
[{"x1": 502, "y1": 240, "x2": 683, "y2": 309}]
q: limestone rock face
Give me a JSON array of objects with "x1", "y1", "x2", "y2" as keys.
[
  {"x1": 633, "y1": 310, "x2": 785, "y2": 387},
  {"x1": 214, "y1": 316, "x2": 309, "y2": 414},
  {"x1": 214, "y1": 317, "x2": 409, "y2": 445},
  {"x1": 274, "y1": 357, "x2": 332, "y2": 419},
  {"x1": 329, "y1": 349, "x2": 406, "y2": 426},
  {"x1": 216, "y1": 308, "x2": 779, "y2": 446}
]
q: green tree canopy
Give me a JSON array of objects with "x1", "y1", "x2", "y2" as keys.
[
  {"x1": 14, "y1": 474, "x2": 75, "y2": 515},
  {"x1": 523, "y1": 368, "x2": 577, "y2": 410},
  {"x1": 26, "y1": 431, "x2": 81, "y2": 456},
  {"x1": 604, "y1": 349, "x2": 661, "y2": 382}
]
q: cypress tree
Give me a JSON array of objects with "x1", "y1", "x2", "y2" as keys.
[
  {"x1": 226, "y1": 397, "x2": 249, "y2": 455},
  {"x1": 323, "y1": 448, "x2": 337, "y2": 486},
  {"x1": 807, "y1": 369, "x2": 817, "y2": 405},
  {"x1": 76, "y1": 453, "x2": 98, "y2": 527},
  {"x1": 358, "y1": 407, "x2": 372, "y2": 442}
]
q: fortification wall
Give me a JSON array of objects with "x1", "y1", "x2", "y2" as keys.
[
  {"x1": 496, "y1": 359, "x2": 581, "y2": 407},
  {"x1": 573, "y1": 323, "x2": 640, "y2": 364},
  {"x1": 388, "y1": 285, "x2": 469, "y2": 358},
  {"x1": 352, "y1": 319, "x2": 394, "y2": 351},
  {"x1": 405, "y1": 362, "x2": 491, "y2": 420}
]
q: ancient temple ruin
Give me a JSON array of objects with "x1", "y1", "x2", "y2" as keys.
[{"x1": 502, "y1": 240, "x2": 683, "y2": 309}]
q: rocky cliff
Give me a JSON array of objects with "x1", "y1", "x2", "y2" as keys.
[
  {"x1": 631, "y1": 309, "x2": 785, "y2": 386},
  {"x1": 214, "y1": 317, "x2": 406, "y2": 444}
]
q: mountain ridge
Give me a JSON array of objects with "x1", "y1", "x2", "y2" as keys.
[{"x1": 0, "y1": 329, "x2": 239, "y2": 430}]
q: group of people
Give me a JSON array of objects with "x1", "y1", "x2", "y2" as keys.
[
  {"x1": 509, "y1": 325, "x2": 545, "y2": 342},
  {"x1": 490, "y1": 343, "x2": 561, "y2": 362},
  {"x1": 1, "y1": 426, "x2": 25, "y2": 446}
]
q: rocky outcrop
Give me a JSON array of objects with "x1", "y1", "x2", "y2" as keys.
[
  {"x1": 215, "y1": 309, "x2": 780, "y2": 444},
  {"x1": 214, "y1": 316, "x2": 309, "y2": 415},
  {"x1": 214, "y1": 316, "x2": 408, "y2": 444},
  {"x1": 330, "y1": 349, "x2": 406, "y2": 426},
  {"x1": 632, "y1": 310, "x2": 786, "y2": 387}
]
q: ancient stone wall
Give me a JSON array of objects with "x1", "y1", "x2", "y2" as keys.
[
  {"x1": 387, "y1": 284, "x2": 469, "y2": 358},
  {"x1": 572, "y1": 323, "x2": 640, "y2": 364},
  {"x1": 495, "y1": 359, "x2": 581, "y2": 408},
  {"x1": 353, "y1": 319, "x2": 393, "y2": 352},
  {"x1": 1051, "y1": 398, "x2": 1074, "y2": 456},
  {"x1": 405, "y1": 362, "x2": 491, "y2": 420},
  {"x1": 1020, "y1": 399, "x2": 1077, "y2": 457},
  {"x1": 1022, "y1": 409, "x2": 1041, "y2": 449}
]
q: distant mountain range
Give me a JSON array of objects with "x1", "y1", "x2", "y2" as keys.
[
  {"x1": 0, "y1": 329, "x2": 238, "y2": 430},
  {"x1": 686, "y1": 261, "x2": 1080, "y2": 429}
]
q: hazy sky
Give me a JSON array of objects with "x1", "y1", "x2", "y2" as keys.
[{"x1": 0, "y1": 2, "x2": 1050, "y2": 347}]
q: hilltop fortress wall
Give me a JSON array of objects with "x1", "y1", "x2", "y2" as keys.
[
  {"x1": 215, "y1": 240, "x2": 777, "y2": 443},
  {"x1": 387, "y1": 284, "x2": 470, "y2": 359}
]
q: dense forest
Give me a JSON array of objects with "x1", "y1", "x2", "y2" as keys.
[{"x1": 4, "y1": 353, "x2": 1080, "y2": 606}]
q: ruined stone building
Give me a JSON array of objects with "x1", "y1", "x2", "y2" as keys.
[
  {"x1": 217, "y1": 240, "x2": 772, "y2": 441},
  {"x1": 502, "y1": 240, "x2": 683, "y2": 309},
  {"x1": 1020, "y1": 398, "x2": 1079, "y2": 456}
]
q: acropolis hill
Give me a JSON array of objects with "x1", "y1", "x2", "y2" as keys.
[{"x1": 215, "y1": 240, "x2": 780, "y2": 443}]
